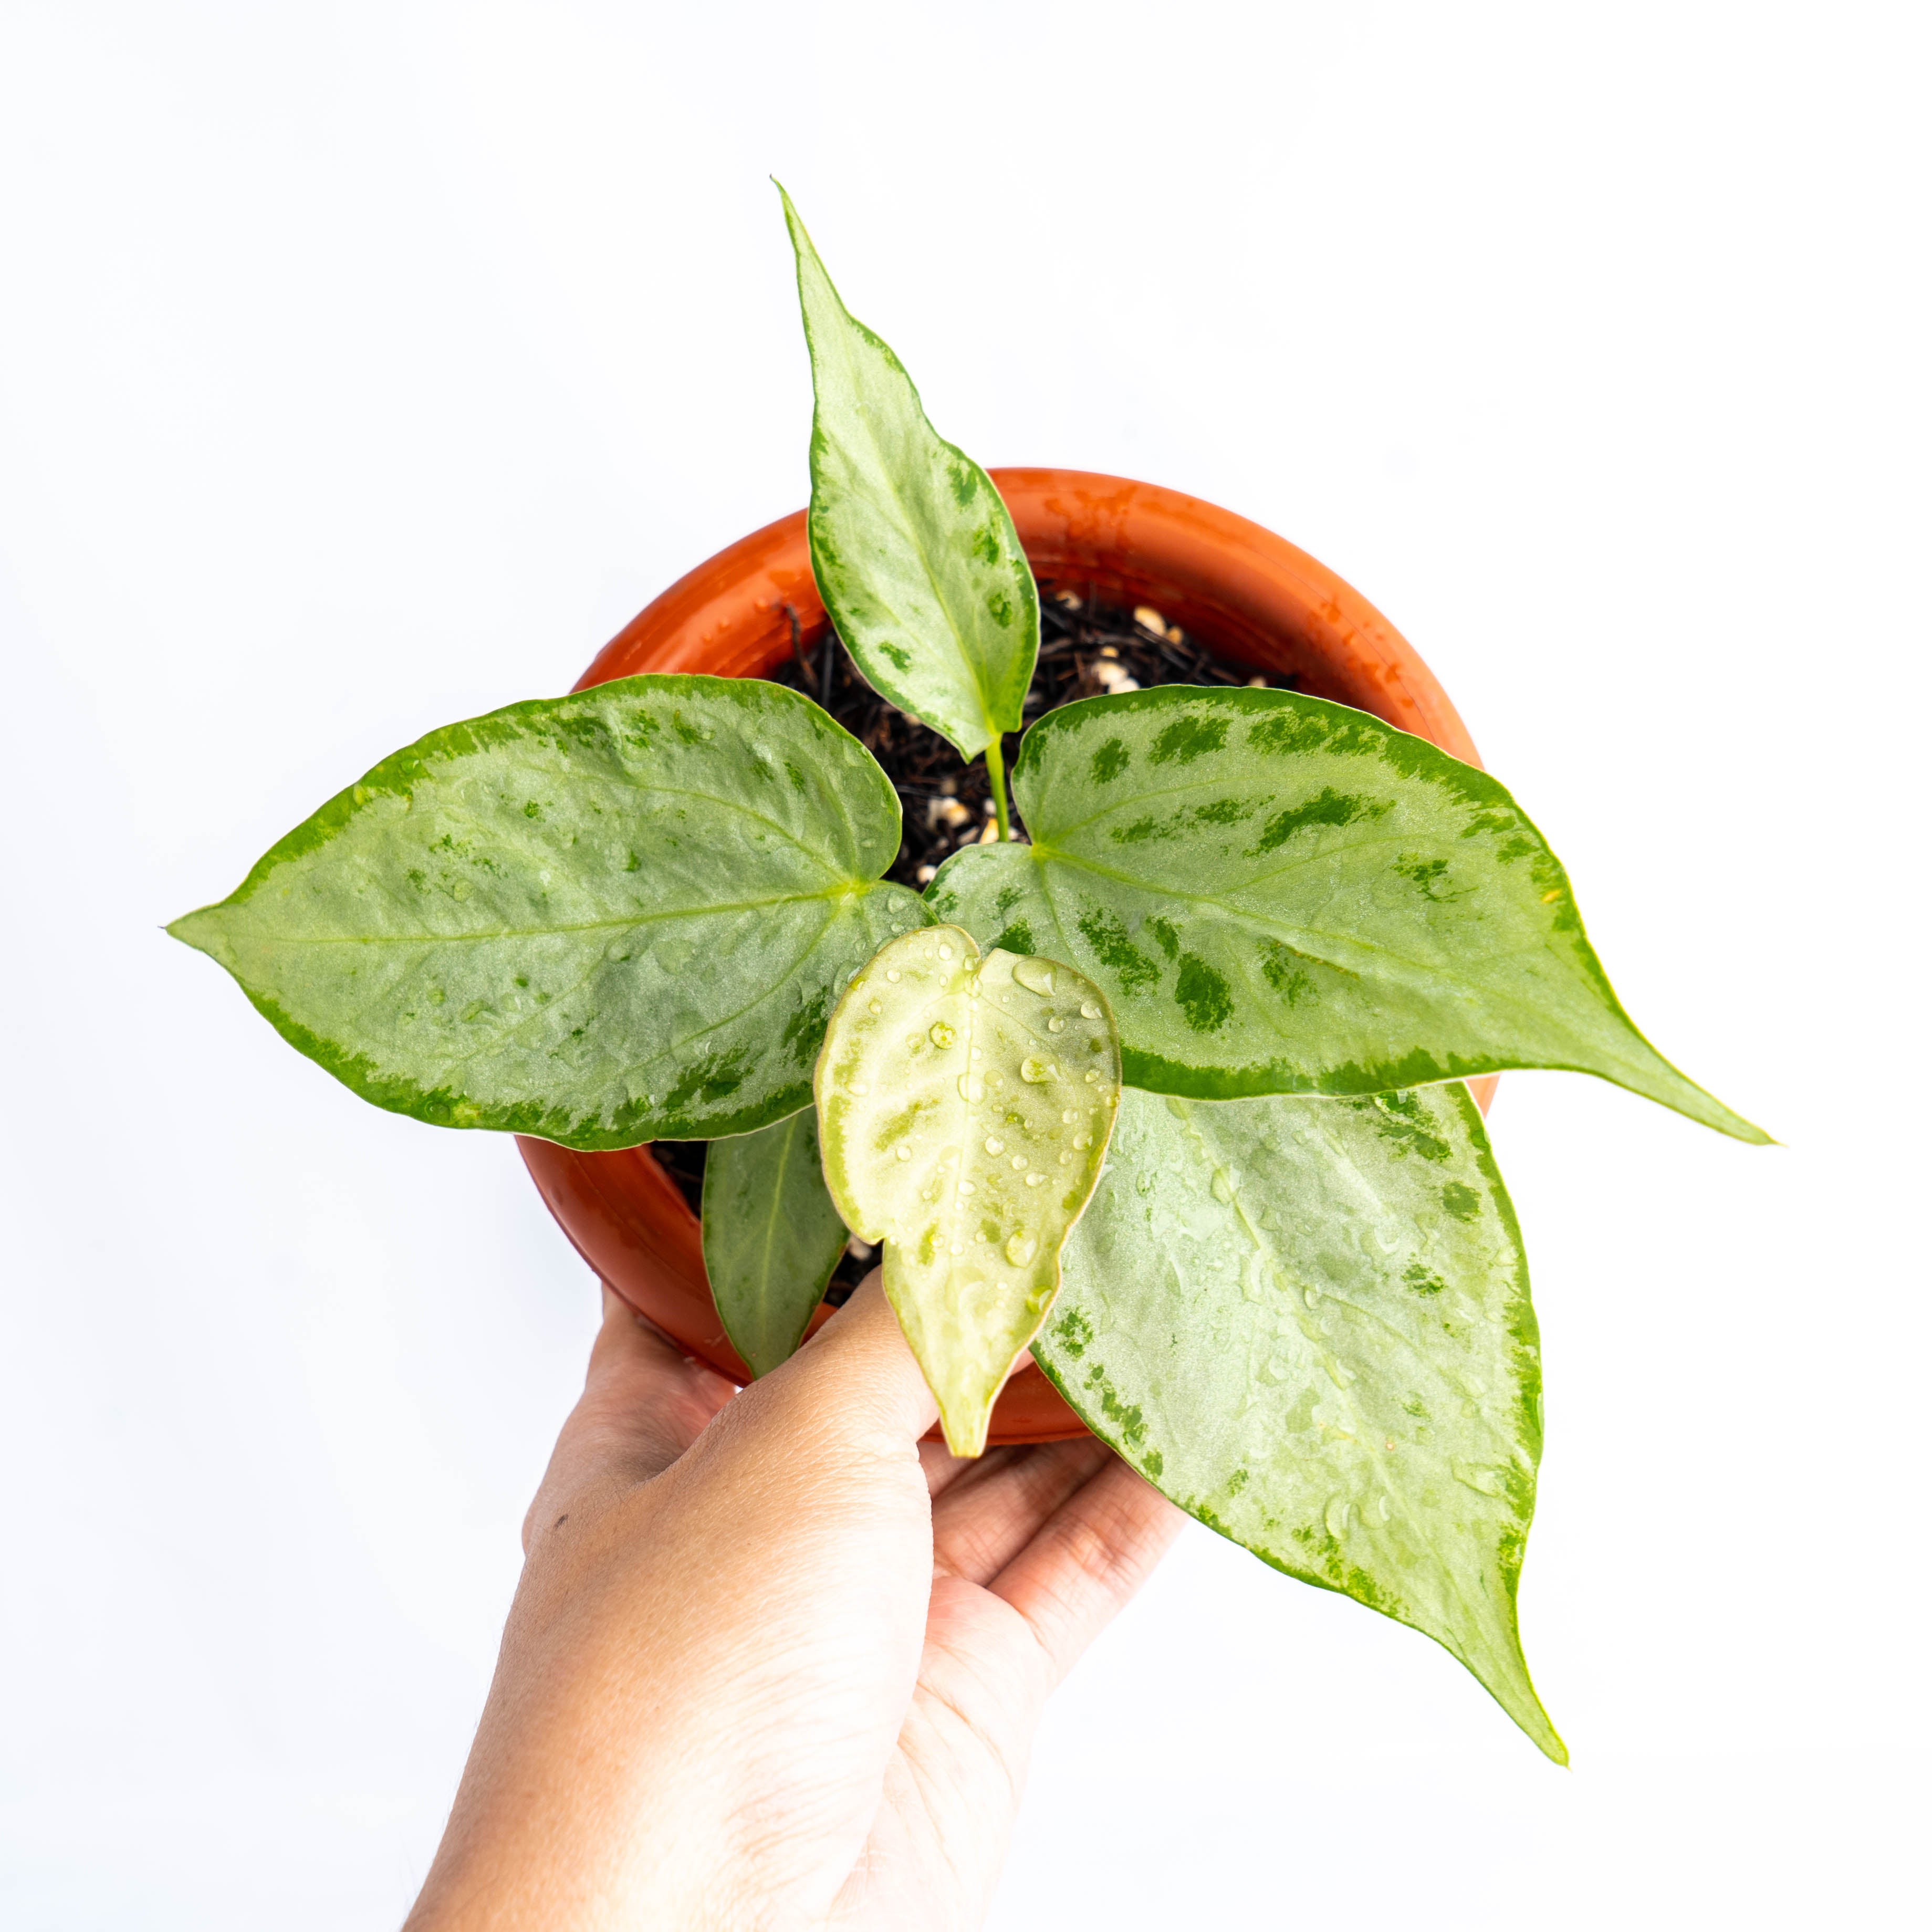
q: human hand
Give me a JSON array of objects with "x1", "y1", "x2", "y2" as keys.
[{"x1": 405, "y1": 1275, "x2": 1182, "y2": 1930}]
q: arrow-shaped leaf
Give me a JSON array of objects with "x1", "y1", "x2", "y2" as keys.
[
  {"x1": 1036, "y1": 1082, "x2": 1565, "y2": 1761},
  {"x1": 814, "y1": 926, "x2": 1121, "y2": 1455},
  {"x1": 702, "y1": 1109, "x2": 851, "y2": 1377},
  {"x1": 170, "y1": 675, "x2": 930, "y2": 1147},
  {"x1": 779, "y1": 186, "x2": 1038, "y2": 782},
  {"x1": 928, "y1": 685, "x2": 1764, "y2": 1142}
]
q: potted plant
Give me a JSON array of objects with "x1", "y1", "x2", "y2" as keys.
[{"x1": 170, "y1": 190, "x2": 1766, "y2": 1763}]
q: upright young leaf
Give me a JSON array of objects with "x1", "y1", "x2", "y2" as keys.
[
  {"x1": 779, "y1": 185, "x2": 1039, "y2": 770},
  {"x1": 1035, "y1": 1082, "x2": 1565, "y2": 1761},
  {"x1": 702, "y1": 1110, "x2": 850, "y2": 1377},
  {"x1": 928, "y1": 685, "x2": 1764, "y2": 1143},
  {"x1": 170, "y1": 676, "x2": 930, "y2": 1147},
  {"x1": 815, "y1": 927, "x2": 1121, "y2": 1456}
]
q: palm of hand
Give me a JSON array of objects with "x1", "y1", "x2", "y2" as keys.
[{"x1": 410, "y1": 1281, "x2": 1178, "y2": 1932}]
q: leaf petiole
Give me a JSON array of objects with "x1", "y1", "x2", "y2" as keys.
[{"x1": 984, "y1": 737, "x2": 1012, "y2": 842}]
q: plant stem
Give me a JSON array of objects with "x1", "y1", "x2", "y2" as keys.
[{"x1": 985, "y1": 738, "x2": 1011, "y2": 841}]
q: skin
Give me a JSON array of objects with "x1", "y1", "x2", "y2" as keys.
[{"x1": 405, "y1": 1276, "x2": 1182, "y2": 1930}]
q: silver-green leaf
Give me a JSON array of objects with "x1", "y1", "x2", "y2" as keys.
[
  {"x1": 815, "y1": 927, "x2": 1121, "y2": 1456},
  {"x1": 702, "y1": 1109, "x2": 850, "y2": 1377},
  {"x1": 170, "y1": 675, "x2": 930, "y2": 1148},
  {"x1": 779, "y1": 185, "x2": 1038, "y2": 768},
  {"x1": 928, "y1": 685, "x2": 1764, "y2": 1142},
  {"x1": 1035, "y1": 1082, "x2": 1565, "y2": 1761}
]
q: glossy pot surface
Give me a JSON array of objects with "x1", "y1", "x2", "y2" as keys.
[{"x1": 519, "y1": 468, "x2": 1486, "y2": 1442}]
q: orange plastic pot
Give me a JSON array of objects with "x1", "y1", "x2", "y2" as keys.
[{"x1": 519, "y1": 469, "x2": 1488, "y2": 1444}]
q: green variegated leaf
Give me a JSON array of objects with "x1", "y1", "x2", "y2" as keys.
[
  {"x1": 170, "y1": 676, "x2": 930, "y2": 1148},
  {"x1": 1035, "y1": 1082, "x2": 1565, "y2": 1761},
  {"x1": 702, "y1": 1109, "x2": 850, "y2": 1377},
  {"x1": 928, "y1": 685, "x2": 1764, "y2": 1143},
  {"x1": 815, "y1": 926, "x2": 1121, "y2": 1455},
  {"x1": 779, "y1": 186, "x2": 1038, "y2": 779}
]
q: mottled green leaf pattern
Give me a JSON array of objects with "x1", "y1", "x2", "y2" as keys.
[
  {"x1": 1035, "y1": 1082, "x2": 1565, "y2": 1760},
  {"x1": 779, "y1": 186, "x2": 1038, "y2": 768},
  {"x1": 170, "y1": 676, "x2": 930, "y2": 1147},
  {"x1": 928, "y1": 685, "x2": 1763, "y2": 1142},
  {"x1": 702, "y1": 1109, "x2": 850, "y2": 1377},
  {"x1": 816, "y1": 927, "x2": 1121, "y2": 1455}
]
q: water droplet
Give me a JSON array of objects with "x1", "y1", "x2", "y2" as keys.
[
  {"x1": 1060, "y1": 1110, "x2": 1075, "y2": 1123},
  {"x1": 1303, "y1": 1287, "x2": 1320, "y2": 1308},
  {"x1": 849, "y1": 1080, "x2": 869, "y2": 1095},
  {"x1": 895, "y1": 1145, "x2": 911, "y2": 1162},
  {"x1": 1059, "y1": 1151, "x2": 1074, "y2": 1164},
  {"x1": 1025, "y1": 1172, "x2": 1045, "y2": 1186},
  {"x1": 1084, "y1": 1070, "x2": 1101, "y2": 1084},
  {"x1": 885, "y1": 969, "x2": 901, "y2": 982},
  {"x1": 1073, "y1": 1133, "x2": 1091, "y2": 1148},
  {"x1": 1020, "y1": 1057, "x2": 1057, "y2": 1083},
  {"x1": 1453, "y1": 1461, "x2": 1506, "y2": 1498},
  {"x1": 868, "y1": 999, "x2": 881, "y2": 1014},
  {"x1": 1210, "y1": 1170, "x2": 1235, "y2": 1204},
  {"x1": 958, "y1": 1073, "x2": 985, "y2": 1102},
  {"x1": 1005, "y1": 1230, "x2": 1038, "y2": 1267},
  {"x1": 1080, "y1": 1000, "x2": 1102, "y2": 1020},
  {"x1": 950, "y1": 1241, "x2": 964, "y2": 1255},
  {"x1": 1324, "y1": 1496, "x2": 1351, "y2": 1539},
  {"x1": 1046, "y1": 1016, "x2": 1066, "y2": 1033},
  {"x1": 1011, "y1": 1155, "x2": 1026, "y2": 1169},
  {"x1": 1377, "y1": 1495, "x2": 1392, "y2": 1522},
  {"x1": 905, "y1": 1035, "x2": 922, "y2": 1052},
  {"x1": 937, "y1": 942, "x2": 954, "y2": 959},
  {"x1": 1011, "y1": 957, "x2": 1056, "y2": 996},
  {"x1": 929, "y1": 1021, "x2": 957, "y2": 1049},
  {"x1": 970, "y1": 1047, "x2": 983, "y2": 1061},
  {"x1": 985, "y1": 1136, "x2": 1003, "y2": 1154},
  {"x1": 958, "y1": 1179, "x2": 975, "y2": 1195}
]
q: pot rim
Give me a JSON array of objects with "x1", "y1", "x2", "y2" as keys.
[{"x1": 520, "y1": 467, "x2": 1484, "y2": 1444}]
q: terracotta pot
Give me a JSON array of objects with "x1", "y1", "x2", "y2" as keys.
[{"x1": 519, "y1": 468, "x2": 1489, "y2": 1444}]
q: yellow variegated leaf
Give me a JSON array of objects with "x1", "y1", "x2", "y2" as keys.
[{"x1": 814, "y1": 926, "x2": 1121, "y2": 1455}]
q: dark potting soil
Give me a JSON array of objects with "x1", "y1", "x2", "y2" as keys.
[{"x1": 654, "y1": 584, "x2": 1297, "y2": 1303}]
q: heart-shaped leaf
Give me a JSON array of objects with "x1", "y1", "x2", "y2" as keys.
[
  {"x1": 170, "y1": 675, "x2": 930, "y2": 1147},
  {"x1": 1035, "y1": 1082, "x2": 1565, "y2": 1761},
  {"x1": 779, "y1": 186, "x2": 1038, "y2": 778},
  {"x1": 814, "y1": 926, "x2": 1121, "y2": 1455},
  {"x1": 927, "y1": 685, "x2": 1764, "y2": 1143},
  {"x1": 702, "y1": 1109, "x2": 850, "y2": 1378}
]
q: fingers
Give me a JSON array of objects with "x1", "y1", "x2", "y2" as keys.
[
  {"x1": 930, "y1": 1438, "x2": 1115, "y2": 1584},
  {"x1": 521, "y1": 1287, "x2": 738, "y2": 1550},
  {"x1": 987, "y1": 1459, "x2": 1184, "y2": 1687},
  {"x1": 730, "y1": 1272, "x2": 938, "y2": 1457}
]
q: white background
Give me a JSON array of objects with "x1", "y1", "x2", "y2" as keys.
[{"x1": 2, "y1": 4, "x2": 1926, "y2": 1926}]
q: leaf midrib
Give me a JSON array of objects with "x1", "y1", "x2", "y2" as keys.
[{"x1": 232, "y1": 883, "x2": 877, "y2": 949}]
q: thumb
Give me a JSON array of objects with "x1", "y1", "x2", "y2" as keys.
[{"x1": 726, "y1": 1271, "x2": 940, "y2": 1460}]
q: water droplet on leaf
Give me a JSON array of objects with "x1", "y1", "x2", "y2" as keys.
[
  {"x1": 1011, "y1": 957, "x2": 1056, "y2": 995},
  {"x1": 1020, "y1": 1057, "x2": 1057, "y2": 1083},
  {"x1": 928, "y1": 1021, "x2": 956, "y2": 1048}
]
